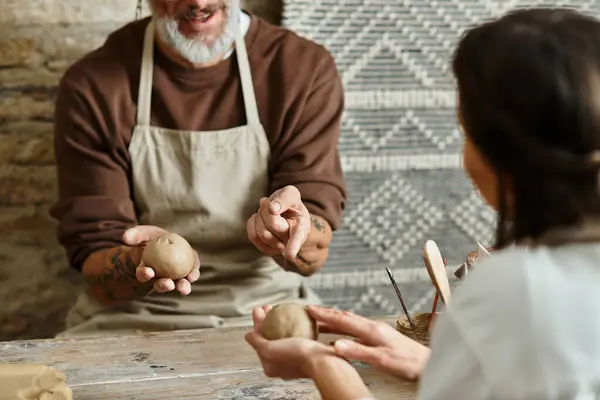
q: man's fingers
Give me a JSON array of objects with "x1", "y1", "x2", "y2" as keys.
[
  {"x1": 176, "y1": 279, "x2": 192, "y2": 295},
  {"x1": 193, "y1": 250, "x2": 201, "y2": 270},
  {"x1": 186, "y1": 266, "x2": 200, "y2": 283},
  {"x1": 123, "y1": 225, "x2": 169, "y2": 245},
  {"x1": 246, "y1": 214, "x2": 273, "y2": 254},
  {"x1": 256, "y1": 210, "x2": 286, "y2": 250},
  {"x1": 136, "y1": 264, "x2": 155, "y2": 282},
  {"x1": 259, "y1": 197, "x2": 289, "y2": 234},
  {"x1": 153, "y1": 278, "x2": 175, "y2": 293},
  {"x1": 184, "y1": 252, "x2": 201, "y2": 283},
  {"x1": 268, "y1": 185, "x2": 302, "y2": 215},
  {"x1": 247, "y1": 214, "x2": 278, "y2": 255},
  {"x1": 285, "y1": 215, "x2": 310, "y2": 259}
]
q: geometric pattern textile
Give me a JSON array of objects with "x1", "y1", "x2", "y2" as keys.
[{"x1": 281, "y1": 0, "x2": 600, "y2": 317}]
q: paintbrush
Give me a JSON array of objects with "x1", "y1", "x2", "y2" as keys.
[{"x1": 386, "y1": 267, "x2": 416, "y2": 330}]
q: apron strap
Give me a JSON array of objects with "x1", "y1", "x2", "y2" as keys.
[
  {"x1": 137, "y1": 20, "x2": 258, "y2": 127},
  {"x1": 234, "y1": 35, "x2": 260, "y2": 126},
  {"x1": 136, "y1": 18, "x2": 155, "y2": 127}
]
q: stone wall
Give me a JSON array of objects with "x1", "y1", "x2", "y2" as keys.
[{"x1": 0, "y1": 0, "x2": 282, "y2": 341}]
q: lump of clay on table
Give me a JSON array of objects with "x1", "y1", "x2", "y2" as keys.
[
  {"x1": 260, "y1": 303, "x2": 319, "y2": 340},
  {"x1": 0, "y1": 364, "x2": 72, "y2": 400},
  {"x1": 142, "y1": 232, "x2": 195, "y2": 280}
]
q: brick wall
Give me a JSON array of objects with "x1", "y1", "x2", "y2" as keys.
[{"x1": 0, "y1": 0, "x2": 282, "y2": 341}]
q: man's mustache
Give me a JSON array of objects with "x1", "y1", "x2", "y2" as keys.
[{"x1": 176, "y1": 2, "x2": 228, "y2": 21}]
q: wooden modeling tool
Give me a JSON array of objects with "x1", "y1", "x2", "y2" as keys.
[
  {"x1": 428, "y1": 258, "x2": 447, "y2": 330},
  {"x1": 477, "y1": 241, "x2": 491, "y2": 258},
  {"x1": 422, "y1": 240, "x2": 452, "y2": 306},
  {"x1": 386, "y1": 267, "x2": 416, "y2": 330}
]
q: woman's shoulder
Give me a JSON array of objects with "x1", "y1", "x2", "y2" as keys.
[
  {"x1": 440, "y1": 244, "x2": 600, "y2": 394},
  {"x1": 449, "y1": 246, "x2": 531, "y2": 311},
  {"x1": 448, "y1": 244, "x2": 582, "y2": 331},
  {"x1": 452, "y1": 243, "x2": 600, "y2": 313}
]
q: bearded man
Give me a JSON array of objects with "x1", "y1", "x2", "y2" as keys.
[{"x1": 50, "y1": 0, "x2": 346, "y2": 338}]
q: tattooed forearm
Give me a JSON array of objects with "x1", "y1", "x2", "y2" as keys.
[
  {"x1": 83, "y1": 246, "x2": 153, "y2": 306},
  {"x1": 309, "y1": 214, "x2": 333, "y2": 246},
  {"x1": 311, "y1": 215, "x2": 327, "y2": 233},
  {"x1": 274, "y1": 214, "x2": 333, "y2": 276},
  {"x1": 276, "y1": 250, "x2": 329, "y2": 277}
]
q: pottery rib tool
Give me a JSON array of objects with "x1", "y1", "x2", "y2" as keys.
[
  {"x1": 477, "y1": 241, "x2": 491, "y2": 258},
  {"x1": 430, "y1": 257, "x2": 447, "y2": 314},
  {"x1": 454, "y1": 242, "x2": 492, "y2": 279},
  {"x1": 386, "y1": 267, "x2": 416, "y2": 330},
  {"x1": 422, "y1": 240, "x2": 452, "y2": 306},
  {"x1": 428, "y1": 257, "x2": 447, "y2": 330}
]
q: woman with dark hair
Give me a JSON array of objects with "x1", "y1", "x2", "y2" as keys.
[{"x1": 246, "y1": 7, "x2": 600, "y2": 399}]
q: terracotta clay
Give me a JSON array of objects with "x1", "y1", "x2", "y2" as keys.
[
  {"x1": 0, "y1": 364, "x2": 72, "y2": 400},
  {"x1": 260, "y1": 303, "x2": 319, "y2": 340},
  {"x1": 142, "y1": 233, "x2": 195, "y2": 280}
]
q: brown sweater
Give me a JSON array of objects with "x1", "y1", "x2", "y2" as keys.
[{"x1": 50, "y1": 15, "x2": 347, "y2": 270}]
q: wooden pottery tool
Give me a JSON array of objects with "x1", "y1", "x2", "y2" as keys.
[
  {"x1": 386, "y1": 267, "x2": 416, "y2": 330},
  {"x1": 477, "y1": 241, "x2": 491, "y2": 258},
  {"x1": 428, "y1": 257, "x2": 447, "y2": 330},
  {"x1": 454, "y1": 242, "x2": 493, "y2": 279},
  {"x1": 422, "y1": 240, "x2": 452, "y2": 306}
]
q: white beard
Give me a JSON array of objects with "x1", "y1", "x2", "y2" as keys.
[{"x1": 155, "y1": 1, "x2": 240, "y2": 64}]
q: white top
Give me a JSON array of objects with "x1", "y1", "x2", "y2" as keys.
[
  {"x1": 223, "y1": 10, "x2": 251, "y2": 59},
  {"x1": 419, "y1": 243, "x2": 600, "y2": 399}
]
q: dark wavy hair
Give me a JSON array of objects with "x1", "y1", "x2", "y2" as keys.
[{"x1": 453, "y1": 8, "x2": 600, "y2": 249}]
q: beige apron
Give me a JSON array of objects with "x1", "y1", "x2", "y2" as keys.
[{"x1": 57, "y1": 19, "x2": 319, "y2": 338}]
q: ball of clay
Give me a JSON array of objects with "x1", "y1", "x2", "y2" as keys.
[
  {"x1": 260, "y1": 303, "x2": 318, "y2": 340},
  {"x1": 142, "y1": 233, "x2": 195, "y2": 280}
]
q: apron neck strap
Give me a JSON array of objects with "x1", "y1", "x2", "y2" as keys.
[
  {"x1": 136, "y1": 19, "x2": 260, "y2": 128},
  {"x1": 234, "y1": 34, "x2": 260, "y2": 126},
  {"x1": 136, "y1": 18, "x2": 155, "y2": 127}
]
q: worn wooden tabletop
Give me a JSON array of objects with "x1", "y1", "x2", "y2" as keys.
[{"x1": 0, "y1": 317, "x2": 418, "y2": 399}]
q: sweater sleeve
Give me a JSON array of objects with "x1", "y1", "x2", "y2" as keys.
[
  {"x1": 49, "y1": 71, "x2": 138, "y2": 270},
  {"x1": 268, "y1": 51, "x2": 347, "y2": 230}
]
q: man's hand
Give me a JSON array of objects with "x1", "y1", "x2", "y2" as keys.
[
  {"x1": 123, "y1": 225, "x2": 201, "y2": 295},
  {"x1": 247, "y1": 185, "x2": 311, "y2": 261}
]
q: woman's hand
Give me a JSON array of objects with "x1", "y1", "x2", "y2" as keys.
[
  {"x1": 244, "y1": 305, "x2": 338, "y2": 380},
  {"x1": 245, "y1": 305, "x2": 375, "y2": 400},
  {"x1": 308, "y1": 305, "x2": 431, "y2": 381}
]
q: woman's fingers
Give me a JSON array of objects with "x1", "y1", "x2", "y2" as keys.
[
  {"x1": 252, "y1": 307, "x2": 268, "y2": 331},
  {"x1": 308, "y1": 305, "x2": 378, "y2": 341},
  {"x1": 317, "y1": 322, "x2": 358, "y2": 336},
  {"x1": 333, "y1": 339, "x2": 386, "y2": 366}
]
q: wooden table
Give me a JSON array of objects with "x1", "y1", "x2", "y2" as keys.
[{"x1": 0, "y1": 318, "x2": 418, "y2": 399}]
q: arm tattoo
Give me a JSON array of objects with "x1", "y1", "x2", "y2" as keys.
[
  {"x1": 84, "y1": 246, "x2": 153, "y2": 304},
  {"x1": 311, "y1": 214, "x2": 328, "y2": 233},
  {"x1": 276, "y1": 214, "x2": 332, "y2": 276},
  {"x1": 279, "y1": 255, "x2": 314, "y2": 277}
]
